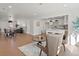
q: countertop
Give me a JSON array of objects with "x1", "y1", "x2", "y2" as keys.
[{"x1": 46, "y1": 29, "x2": 65, "y2": 35}]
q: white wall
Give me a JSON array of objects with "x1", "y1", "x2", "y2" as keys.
[
  {"x1": 26, "y1": 20, "x2": 31, "y2": 34},
  {"x1": 32, "y1": 19, "x2": 45, "y2": 35},
  {"x1": 0, "y1": 20, "x2": 8, "y2": 32},
  {"x1": 16, "y1": 19, "x2": 32, "y2": 34}
]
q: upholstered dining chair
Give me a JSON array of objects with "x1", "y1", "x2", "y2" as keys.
[{"x1": 47, "y1": 32, "x2": 65, "y2": 56}]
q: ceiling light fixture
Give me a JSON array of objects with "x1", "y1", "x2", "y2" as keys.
[
  {"x1": 64, "y1": 4, "x2": 67, "y2": 8},
  {"x1": 8, "y1": 5, "x2": 12, "y2": 8}
]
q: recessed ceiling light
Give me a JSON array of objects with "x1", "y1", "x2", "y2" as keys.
[
  {"x1": 64, "y1": 4, "x2": 67, "y2": 7},
  {"x1": 8, "y1": 6, "x2": 12, "y2": 8}
]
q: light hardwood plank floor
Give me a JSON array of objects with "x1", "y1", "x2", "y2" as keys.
[{"x1": 0, "y1": 33, "x2": 32, "y2": 56}]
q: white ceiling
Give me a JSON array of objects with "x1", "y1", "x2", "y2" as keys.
[{"x1": 0, "y1": 3, "x2": 79, "y2": 20}]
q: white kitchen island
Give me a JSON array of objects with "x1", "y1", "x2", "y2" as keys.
[{"x1": 46, "y1": 29, "x2": 65, "y2": 35}]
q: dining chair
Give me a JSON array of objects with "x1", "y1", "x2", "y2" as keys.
[
  {"x1": 62, "y1": 30, "x2": 68, "y2": 51},
  {"x1": 9, "y1": 29, "x2": 16, "y2": 38},
  {"x1": 36, "y1": 31, "x2": 49, "y2": 56},
  {"x1": 32, "y1": 29, "x2": 47, "y2": 45},
  {"x1": 4, "y1": 28, "x2": 16, "y2": 38},
  {"x1": 4, "y1": 28, "x2": 8, "y2": 38},
  {"x1": 32, "y1": 30, "x2": 48, "y2": 56},
  {"x1": 47, "y1": 32, "x2": 65, "y2": 56},
  {"x1": 0, "y1": 28, "x2": 2, "y2": 36}
]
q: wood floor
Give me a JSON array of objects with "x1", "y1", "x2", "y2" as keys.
[
  {"x1": 1, "y1": 33, "x2": 79, "y2": 56},
  {"x1": 0, "y1": 33, "x2": 33, "y2": 56}
]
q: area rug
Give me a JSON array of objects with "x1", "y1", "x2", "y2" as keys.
[{"x1": 18, "y1": 42, "x2": 47, "y2": 56}]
